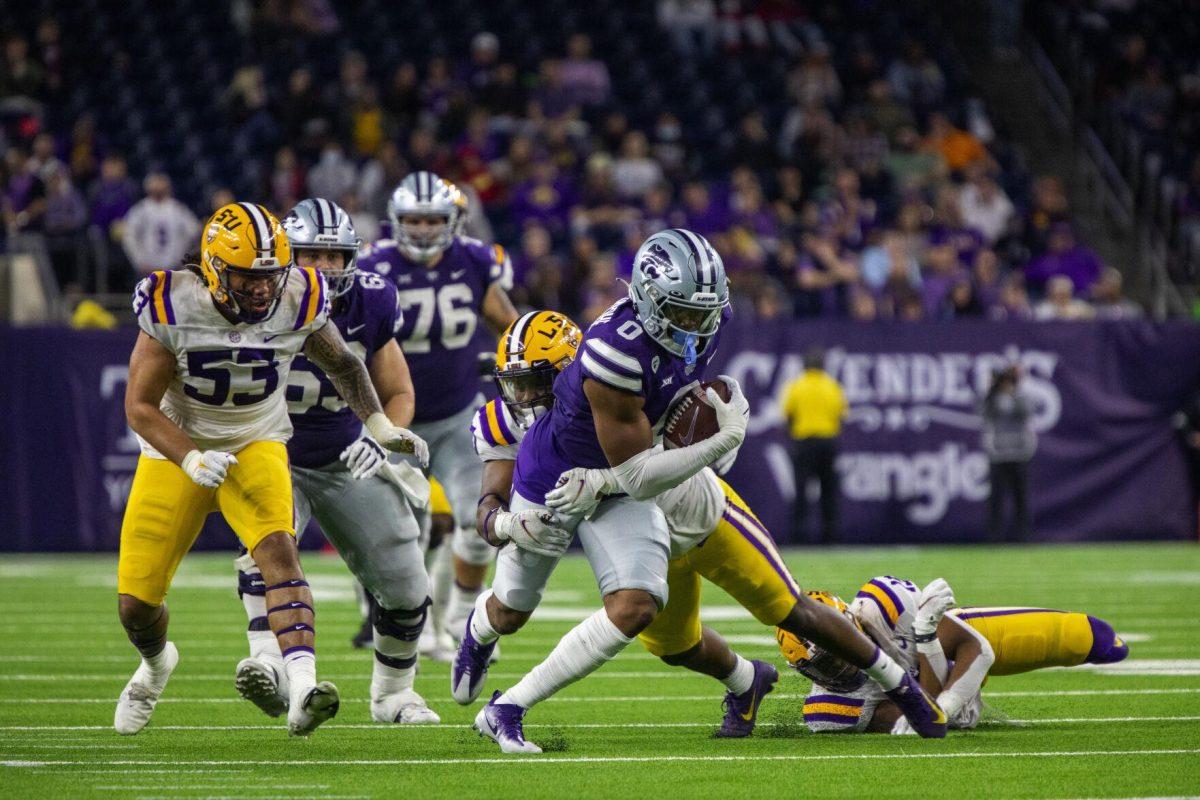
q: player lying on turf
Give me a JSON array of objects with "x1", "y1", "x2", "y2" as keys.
[
  {"x1": 778, "y1": 576, "x2": 1129, "y2": 733},
  {"x1": 229, "y1": 198, "x2": 440, "y2": 725},
  {"x1": 454, "y1": 231, "x2": 944, "y2": 754},
  {"x1": 119, "y1": 202, "x2": 424, "y2": 736},
  {"x1": 359, "y1": 172, "x2": 518, "y2": 661}
]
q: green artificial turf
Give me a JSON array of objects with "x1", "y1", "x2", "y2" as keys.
[{"x1": 1, "y1": 543, "x2": 1198, "y2": 799}]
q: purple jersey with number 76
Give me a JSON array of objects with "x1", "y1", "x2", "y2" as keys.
[{"x1": 512, "y1": 297, "x2": 728, "y2": 503}]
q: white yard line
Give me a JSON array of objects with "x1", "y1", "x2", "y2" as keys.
[
  {"x1": 4, "y1": 748, "x2": 1198, "y2": 768},
  {"x1": 0, "y1": 715, "x2": 1196, "y2": 735}
]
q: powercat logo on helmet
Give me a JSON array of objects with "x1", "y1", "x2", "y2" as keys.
[{"x1": 640, "y1": 243, "x2": 678, "y2": 281}]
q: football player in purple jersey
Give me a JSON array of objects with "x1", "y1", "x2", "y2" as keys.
[
  {"x1": 358, "y1": 172, "x2": 518, "y2": 659},
  {"x1": 232, "y1": 198, "x2": 442, "y2": 725}
]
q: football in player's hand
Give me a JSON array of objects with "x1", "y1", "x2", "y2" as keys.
[{"x1": 663, "y1": 379, "x2": 731, "y2": 449}]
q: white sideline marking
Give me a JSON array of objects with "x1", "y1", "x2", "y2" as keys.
[
  {"x1": 0, "y1": 671, "x2": 730, "y2": 682},
  {"x1": 9, "y1": 687, "x2": 1200, "y2": 704},
  {"x1": 1075, "y1": 659, "x2": 1200, "y2": 676},
  {"x1": 1, "y1": 716, "x2": 1196, "y2": 734},
  {"x1": 4, "y1": 748, "x2": 1198, "y2": 768}
]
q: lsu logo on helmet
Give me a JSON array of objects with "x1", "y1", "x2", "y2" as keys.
[{"x1": 199, "y1": 202, "x2": 292, "y2": 323}]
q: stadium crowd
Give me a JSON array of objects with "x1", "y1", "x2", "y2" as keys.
[{"x1": 0, "y1": 1, "x2": 1147, "y2": 325}]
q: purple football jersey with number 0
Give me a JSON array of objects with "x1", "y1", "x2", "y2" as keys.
[
  {"x1": 285, "y1": 272, "x2": 403, "y2": 468},
  {"x1": 359, "y1": 236, "x2": 513, "y2": 422},
  {"x1": 513, "y1": 297, "x2": 729, "y2": 502}
]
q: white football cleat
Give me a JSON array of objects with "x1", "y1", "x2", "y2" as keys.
[
  {"x1": 419, "y1": 625, "x2": 455, "y2": 663},
  {"x1": 287, "y1": 681, "x2": 340, "y2": 737},
  {"x1": 371, "y1": 688, "x2": 441, "y2": 724},
  {"x1": 114, "y1": 642, "x2": 179, "y2": 735},
  {"x1": 235, "y1": 657, "x2": 289, "y2": 718}
]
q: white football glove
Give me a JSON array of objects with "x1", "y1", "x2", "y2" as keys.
[
  {"x1": 914, "y1": 578, "x2": 956, "y2": 639},
  {"x1": 493, "y1": 509, "x2": 573, "y2": 557},
  {"x1": 707, "y1": 375, "x2": 750, "y2": 442},
  {"x1": 181, "y1": 449, "x2": 238, "y2": 489},
  {"x1": 339, "y1": 435, "x2": 388, "y2": 480},
  {"x1": 544, "y1": 467, "x2": 615, "y2": 519},
  {"x1": 891, "y1": 717, "x2": 917, "y2": 735},
  {"x1": 365, "y1": 412, "x2": 429, "y2": 467}
]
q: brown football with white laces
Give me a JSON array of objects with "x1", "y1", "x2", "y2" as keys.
[{"x1": 662, "y1": 379, "x2": 731, "y2": 449}]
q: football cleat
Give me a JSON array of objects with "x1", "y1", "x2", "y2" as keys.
[
  {"x1": 114, "y1": 642, "x2": 179, "y2": 735},
  {"x1": 287, "y1": 681, "x2": 340, "y2": 737},
  {"x1": 715, "y1": 660, "x2": 778, "y2": 738},
  {"x1": 235, "y1": 656, "x2": 289, "y2": 718},
  {"x1": 474, "y1": 691, "x2": 542, "y2": 754},
  {"x1": 419, "y1": 624, "x2": 455, "y2": 664},
  {"x1": 885, "y1": 673, "x2": 947, "y2": 739},
  {"x1": 451, "y1": 610, "x2": 498, "y2": 705},
  {"x1": 371, "y1": 689, "x2": 441, "y2": 724}
]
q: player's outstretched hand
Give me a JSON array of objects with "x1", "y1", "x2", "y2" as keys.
[
  {"x1": 493, "y1": 509, "x2": 572, "y2": 557},
  {"x1": 545, "y1": 468, "x2": 609, "y2": 519},
  {"x1": 339, "y1": 435, "x2": 388, "y2": 480},
  {"x1": 366, "y1": 413, "x2": 430, "y2": 467},
  {"x1": 707, "y1": 375, "x2": 750, "y2": 441},
  {"x1": 914, "y1": 578, "x2": 956, "y2": 638},
  {"x1": 181, "y1": 449, "x2": 238, "y2": 489}
]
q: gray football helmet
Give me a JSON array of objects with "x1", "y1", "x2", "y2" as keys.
[
  {"x1": 283, "y1": 198, "x2": 362, "y2": 298},
  {"x1": 628, "y1": 228, "x2": 729, "y2": 363},
  {"x1": 386, "y1": 171, "x2": 464, "y2": 263}
]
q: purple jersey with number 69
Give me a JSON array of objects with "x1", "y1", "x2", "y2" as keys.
[
  {"x1": 359, "y1": 236, "x2": 513, "y2": 422},
  {"x1": 512, "y1": 297, "x2": 728, "y2": 503},
  {"x1": 285, "y1": 272, "x2": 403, "y2": 468}
]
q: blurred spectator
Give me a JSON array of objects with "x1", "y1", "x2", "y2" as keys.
[
  {"x1": 959, "y1": 169, "x2": 1014, "y2": 244},
  {"x1": 924, "y1": 112, "x2": 991, "y2": 174},
  {"x1": 657, "y1": 0, "x2": 718, "y2": 57},
  {"x1": 464, "y1": 32, "x2": 501, "y2": 92},
  {"x1": 42, "y1": 164, "x2": 88, "y2": 288},
  {"x1": 1026, "y1": 224, "x2": 1103, "y2": 294},
  {"x1": 885, "y1": 126, "x2": 945, "y2": 192},
  {"x1": 886, "y1": 41, "x2": 945, "y2": 111},
  {"x1": 788, "y1": 44, "x2": 842, "y2": 108},
  {"x1": 779, "y1": 347, "x2": 847, "y2": 544},
  {"x1": 121, "y1": 173, "x2": 199, "y2": 276},
  {"x1": 860, "y1": 231, "x2": 919, "y2": 292},
  {"x1": 979, "y1": 365, "x2": 1036, "y2": 541},
  {"x1": 208, "y1": 187, "x2": 235, "y2": 214},
  {"x1": 88, "y1": 153, "x2": 136, "y2": 237},
  {"x1": 28, "y1": 132, "x2": 64, "y2": 182},
  {"x1": 612, "y1": 131, "x2": 663, "y2": 199},
  {"x1": 560, "y1": 34, "x2": 610, "y2": 107},
  {"x1": 990, "y1": 274, "x2": 1032, "y2": 320},
  {"x1": 306, "y1": 142, "x2": 357, "y2": 203},
  {"x1": 730, "y1": 111, "x2": 780, "y2": 175},
  {"x1": 0, "y1": 35, "x2": 47, "y2": 100},
  {"x1": 3, "y1": 146, "x2": 46, "y2": 234},
  {"x1": 339, "y1": 192, "x2": 378, "y2": 243},
  {"x1": 1034, "y1": 275, "x2": 1095, "y2": 321},
  {"x1": 1090, "y1": 267, "x2": 1143, "y2": 319},
  {"x1": 920, "y1": 243, "x2": 964, "y2": 317},
  {"x1": 271, "y1": 146, "x2": 306, "y2": 212},
  {"x1": 383, "y1": 63, "x2": 421, "y2": 134},
  {"x1": 67, "y1": 114, "x2": 103, "y2": 187},
  {"x1": 1024, "y1": 175, "x2": 1071, "y2": 255}
]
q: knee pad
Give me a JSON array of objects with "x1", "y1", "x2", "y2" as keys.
[
  {"x1": 451, "y1": 525, "x2": 495, "y2": 567},
  {"x1": 373, "y1": 598, "x2": 430, "y2": 642},
  {"x1": 1085, "y1": 616, "x2": 1129, "y2": 664}
]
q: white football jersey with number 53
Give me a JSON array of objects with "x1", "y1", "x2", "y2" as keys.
[{"x1": 131, "y1": 265, "x2": 330, "y2": 458}]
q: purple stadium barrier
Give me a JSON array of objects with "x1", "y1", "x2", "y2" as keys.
[{"x1": 1, "y1": 319, "x2": 1197, "y2": 552}]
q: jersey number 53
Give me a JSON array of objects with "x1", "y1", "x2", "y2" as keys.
[{"x1": 183, "y1": 348, "x2": 280, "y2": 406}]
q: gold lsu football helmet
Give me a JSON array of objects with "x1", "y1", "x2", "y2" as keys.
[
  {"x1": 495, "y1": 310, "x2": 582, "y2": 426},
  {"x1": 777, "y1": 590, "x2": 870, "y2": 693},
  {"x1": 199, "y1": 202, "x2": 292, "y2": 323}
]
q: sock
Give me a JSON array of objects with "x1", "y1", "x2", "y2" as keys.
[
  {"x1": 235, "y1": 552, "x2": 277, "y2": 659},
  {"x1": 284, "y1": 651, "x2": 316, "y2": 708},
  {"x1": 428, "y1": 545, "x2": 453, "y2": 637},
  {"x1": 448, "y1": 580, "x2": 482, "y2": 638},
  {"x1": 499, "y1": 609, "x2": 633, "y2": 710},
  {"x1": 140, "y1": 642, "x2": 174, "y2": 687},
  {"x1": 721, "y1": 655, "x2": 755, "y2": 695},
  {"x1": 470, "y1": 589, "x2": 500, "y2": 645},
  {"x1": 863, "y1": 646, "x2": 905, "y2": 691},
  {"x1": 371, "y1": 601, "x2": 426, "y2": 698}
]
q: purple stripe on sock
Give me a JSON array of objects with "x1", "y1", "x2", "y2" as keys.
[
  {"x1": 282, "y1": 645, "x2": 314, "y2": 659},
  {"x1": 161, "y1": 270, "x2": 176, "y2": 324},
  {"x1": 804, "y1": 712, "x2": 861, "y2": 724},
  {"x1": 722, "y1": 509, "x2": 800, "y2": 599},
  {"x1": 806, "y1": 694, "x2": 864, "y2": 707},
  {"x1": 265, "y1": 579, "x2": 309, "y2": 592},
  {"x1": 954, "y1": 607, "x2": 1063, "y2": 620},
  {"x1": 277, "y1": 623, "x2": 314, "y2": 636},
  {"x1": 268, "y1": 601, "x2": 314, "y2": 615}
]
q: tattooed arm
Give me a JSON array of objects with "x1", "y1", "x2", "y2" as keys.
[{"x1": 304, "y1": 322, "x2": 429, "y2": 463}]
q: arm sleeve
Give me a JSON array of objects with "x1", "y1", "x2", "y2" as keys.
[
  {"x1": 610, "y1": 427, "x2": 742, "y2": 501},
  {"x1": 937, "y1": 615, "x2": 995, "y2": 720}
]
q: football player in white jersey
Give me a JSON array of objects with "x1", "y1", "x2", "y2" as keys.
[{"x1": 117, "y1": 202, "x2": 427, "y2": 737}]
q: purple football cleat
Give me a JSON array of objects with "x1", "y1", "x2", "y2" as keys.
[
  {"x1": 473, "y1": 691, "x2": 542, "y2": 754},
  {"x1": 451, "y1": 611, "x2": 497, "y2": 705},
  {"x1": 885, "y1": 673, "x2": 947, "y2": 738},
  {"x1": 715, "y1": 659, "x2": 778, "y2": 738}
]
